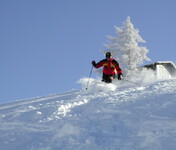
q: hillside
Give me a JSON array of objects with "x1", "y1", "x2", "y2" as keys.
[{"x1": 0, "y1": 79, "x2": 176, "y2": 150}]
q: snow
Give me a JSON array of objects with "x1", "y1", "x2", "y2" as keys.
[{"x1": 1, "y1": 78, "x2": 176, "y2": 150}]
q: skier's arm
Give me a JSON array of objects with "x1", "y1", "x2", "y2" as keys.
[
  {"x1": 113, "y1": 60, "x2": 122, "y2": 74},
  {"x1": 92, "y1": 59, "x2": 105, "y2": 68},
  {"x1": 113, "y1": 60, "x2": 123, "y2": 80}
]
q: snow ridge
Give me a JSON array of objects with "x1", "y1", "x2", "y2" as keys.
[{"x1": 0, "y1": 79, "x2": 176, "y2": 150}]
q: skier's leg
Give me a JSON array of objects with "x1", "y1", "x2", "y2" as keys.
[
  {"x1": 102, "y1": 74, "x2": 109, "y2": 83},
  {"x1": 108, "y1": 75, "x2": 116, "y2": 83}
]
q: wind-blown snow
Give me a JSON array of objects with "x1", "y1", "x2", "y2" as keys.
[
  {"x1": 0, "y1": 79, "x2": 176, "y2": 150},
  {"x1": 78, "y1": 78, "x2": 117, "y2": 92}
]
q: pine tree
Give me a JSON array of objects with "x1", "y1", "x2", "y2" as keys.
[{"x1": 103, "y1": 16, "x2": 150, "y2": 71}]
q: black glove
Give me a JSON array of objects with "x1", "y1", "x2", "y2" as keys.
[
  {"x1": 118, "y1": 73, "x2": 123, "y2": 80},
  {"x1": 92, "y1": 60, "x2": 96, "y2": 67}
]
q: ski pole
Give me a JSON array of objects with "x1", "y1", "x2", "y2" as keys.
[
  {"x1": 86, "y1": 65, "x2": 93, "y2": 90},
  {"x1": 122, "y1": 79, "x2": 141, "y2": 86}
]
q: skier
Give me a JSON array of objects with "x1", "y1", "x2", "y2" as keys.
[{"x1": 92, "y1": 52, "x2": 123, "y2": 83}]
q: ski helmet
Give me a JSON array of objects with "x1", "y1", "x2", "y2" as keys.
[{"x1": 106, "y1": 52, "x2": 112, "y2": 58}]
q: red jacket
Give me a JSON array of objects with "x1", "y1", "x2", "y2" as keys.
[{"x1": 94, "y1": 58, "x2": 122, "y2": 75}]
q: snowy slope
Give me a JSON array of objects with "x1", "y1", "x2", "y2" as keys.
[{"x1": 0, "y1": 79, "x2": 176, "y2": 150}]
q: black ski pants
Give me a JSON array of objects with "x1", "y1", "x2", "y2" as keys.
[{"x1": 102, "y1": 73, "x2": 116, "y2": 83}]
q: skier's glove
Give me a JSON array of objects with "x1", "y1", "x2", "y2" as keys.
[
  {"x1": 118, "y1": 73, "x2": 123, "y2": 80},
  {"x1": 92, "y1": 61, "x2": 96, "y2": 67}
]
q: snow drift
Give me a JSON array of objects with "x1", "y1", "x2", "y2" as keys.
[{"x1": 0, "y1": 79, "x2": 176, "y2": 150}]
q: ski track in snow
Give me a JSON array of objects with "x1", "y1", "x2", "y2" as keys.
[{"x1": 0, "y1": 79, "x2": 176, "y2": 150}]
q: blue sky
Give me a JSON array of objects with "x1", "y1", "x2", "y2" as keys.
[{"x1": 1, "y1": 0, "x2": 176, "y2": 103}]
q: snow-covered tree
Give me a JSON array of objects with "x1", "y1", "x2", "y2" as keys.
[{"x1": 103, "y1": 16, "x2": 150, "y2": 71}]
